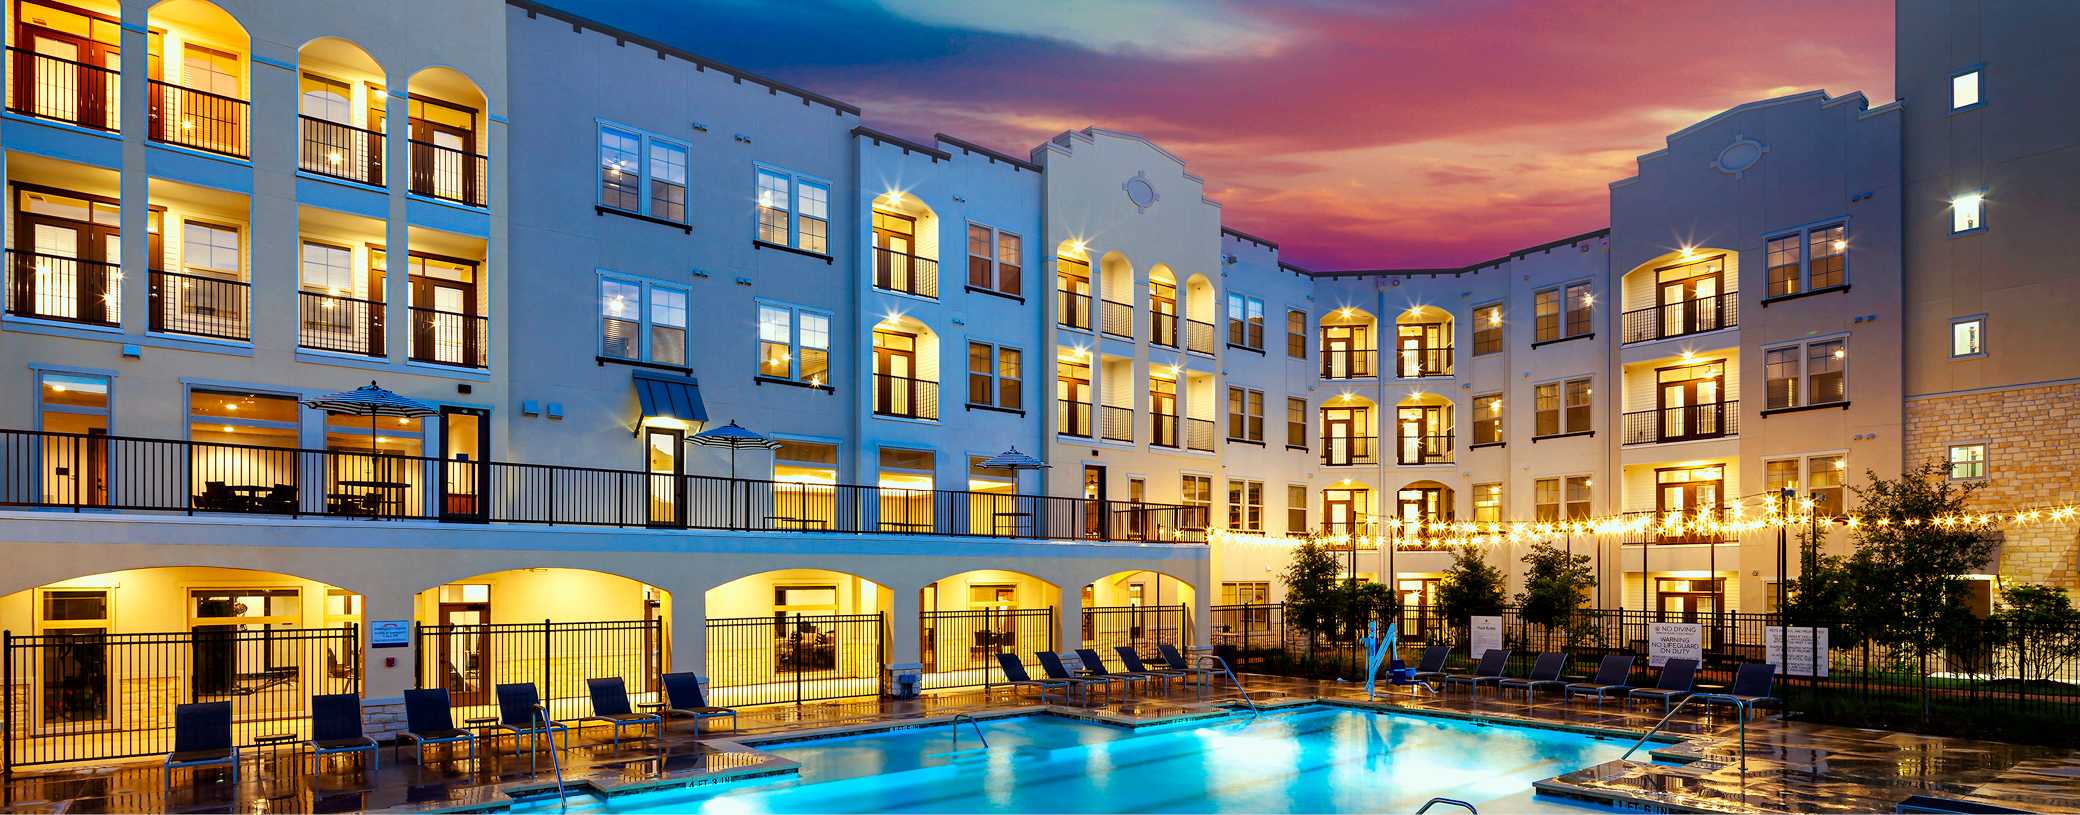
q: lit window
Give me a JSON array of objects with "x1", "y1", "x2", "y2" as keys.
[
  {"x1": 1533, "y1": 289, "x2": 1560, "y2": 342},
  {"x1": 1472, "y1": 303, "x2": 1503, "y2": 355},
  {"x1": 1952, "y1": 193, "x2": 1984, "y2": 234},
  {"x1": 598, "y1": 275, "x2": 688, "y2": 366},
  {"x1": 1951, "y1": 317, "x2": 1985, "y2": 358},
  {"x1": 599, "y1": 127, "x2": 640, "y2": 212},
  {"x1": 1952, "y1": 69, "x2": 1981, "y2": 110},
  {"x1": 597, "y1": 124, "x2": 690, "y2": 224},
  {"x1": 1533, "y1": 478, "x2": 1559, "y2": 522},
  {"x1": 1473, "y1": 393, "x2": 1502, "y2": 444},
  {"x1": 1228, "y1": 479, "x2": 1263, "y2": 531},
  {"x1": 1564, "y1": 475, "x2": 1592, "y2": 520},
  {"x1": 966, "y1": 341, "x2": 1023, "y2": 410},
  {"x1": 1286, "y1": 485, "x2": 1308, "y2": 535},
  {"x1": 1764, "y1": 338, "x2": 1849, "y2": 409},
  {"x1": 966, "y1": 223, "x2": 1023, "y2": 296},
  {"x1": 1286, "y1": 397, "x2": 1307, "y2": 447},
  {"x1": 758, "y1": 301, "x2": 832, "y2": 386},
  {"x1": 1286, "y1": 309, "x2": 1307, "y2": 358},
  {"x1": 1766, "y1": 234, "x2": 1801, "y2": 297},
  {"x1": 1473, "y1": 483, "x2": 1501, "y2": 524},
  {"x1": 1949, "y1": 443, "x2": 1986, "y2": 480}
]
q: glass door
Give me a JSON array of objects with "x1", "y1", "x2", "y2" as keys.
[
  {"x1": 440, "y1": 406, "x2": 488, "y2": 520},
  {"x1": 645, "y1": 426, "x2": 683, "y2": 527},
  {"x1": 1656, "y1": 361, "x2": 1725, "y2": 442},
  {"x1": 1657, "y1": 256, "x2": 1724, "y2": 337},
  {"x1": 437, "y1": 593, "x2": 490, "y2": 708},
  {"x1": 1655, "y1": 466, "x2": 1723, "y2": 544},
  {"x1": 36, "y1": 589, "x2": 111, "y2": 727},
  {"x1": 1397, "y1": 323, "x2": 1442, "y2": 377}
]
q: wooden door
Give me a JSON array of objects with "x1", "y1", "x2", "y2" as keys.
[{"x1": 437, "y1": 602, "x2": 491, "y2": 707}]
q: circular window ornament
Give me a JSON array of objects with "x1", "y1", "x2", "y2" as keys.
[
  {"x1": 1711, "y1": 136, "x2": 1770, "y2": 179},
  {"x1": 1122, "y1": 171, "x2": 1159, "y2": 213}
]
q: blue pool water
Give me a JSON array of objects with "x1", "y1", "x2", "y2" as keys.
[{"x1": 547, "y1": 708, "x2": 1626, "y2": 814}]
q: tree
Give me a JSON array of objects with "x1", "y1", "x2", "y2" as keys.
[
  {"x1": 1281, "y1": 537, "x2": 1342, "y2": 645},
  {"x1": 1435, "y1": 545, "x2": 1506, "y2": 641},
  {"x1": 1516, "y1": 541, "x2": 1597, "y2": 648},
  {"x1": 1997, "y1": 584, "x2": 2080, "y2": 685}
]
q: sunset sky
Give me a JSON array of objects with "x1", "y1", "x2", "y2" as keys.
[{"x1": 554, "y1": 0, "x2": 1893, "y2": 270}]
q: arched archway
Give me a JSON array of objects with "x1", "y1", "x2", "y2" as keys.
[
  {"x1": 1321, "y1": 392, "x2": 1378, "y2": 467},
  {"x1": 871, "y1": 313, "x2": 940, "y2": 421},
  {"x1": 1393, "y1": 304, "x2": 1454, "y2": 378},
  {"x1": 415, "y1": 568, "x2": 670, "y2": 713},
  {"x1": 1098, "y1": 251, "x2": 1134, "y2": 337},
  {"x1": 1148, "y1": 263, "x2": 1180, "y2": 347},
  {"x1": 1079, "y1": 570, "x2": 1195, "y2": 659},
  {"x1": 870, "y1": 190, "x2": 939, "y2": 297},
  {"x1": 296, "y1": 37, "x2": 384, "y2": 185},
  {"x1": 148, "y1": 0, "x2": 252, "y2": 156},
  {"x1": 1621, "y1": 248, "x2": 1736, "y2": 343},
  {"x1": 918, "y1": 569, "x2": 1061, "y2": 689},
  {"x1": 1321, "y1": 306, "x2": 1377, "y2": 379},
  {"x1": 405, "y1": 66, "x2": 488, "y2": 206},
  {"x1": 1393, "y1": 391, "x2": 1455, "y2": 466},
  {"x1": 705, "y1": 569, "x2": 889, "y2": 706}
]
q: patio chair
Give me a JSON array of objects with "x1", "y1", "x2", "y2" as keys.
[
  {"x1": 655, "y1": 672, "x2": 738, "y2": 735},
  {"x1": 493, "y1": 683, "x2": 570, "y2": 755},
  {"x1": 1035, "y1": 651, "x2": 1111, "y2": 701},
  {"x1": 1692, "y1": 663, "x2": 1780, "y2": 723},
  {"x1": 580, "y1": 677, "x2": 663, "y2": 748},
  {"x1": 1496, "y1": 652, "x2": 1570, "y2": 702},
  {"x1": 195, "y1": 481, "x2": 236, "y2": 511},
  {"x1": 1155, "y1": 643, "x2": 1224, "y2": 687},
  {"x1": 395, "y1": 687, "x2": 476, "y2": 764},
  {"x1": 993, "y1": 653, "x2": 1071, "y2": 704},
  {"x1": 1564, "y1": 655, "x2": 1637, "y2": 706},
  {"x1": 307, "y1": 693, "x2": 376, "y2": 774},
  {"x1": 254, "y1": 483, "x2": 299, "y2": 514},
  {"x1": 1408, "y1": 645, "x2": 1452, "y2": 684},
  {"x1": 1114, "y1": 646, "x2": 1187, "y2": 692},
  {"x1": 1627, "y1": 658, "x2": 1699, "y2": 713},
  {"x1": 1075, "y1": 648, "x2": 1156, "y2": 695},
  {"x1": 1443, "y1": 649, "x2": 1513, "y2": 697},
  {"x1": 164, "y1": 701, "x2": 238, "y2": 796}
]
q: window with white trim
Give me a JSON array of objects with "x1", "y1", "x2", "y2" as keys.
[
  {"x1": 966, "y1": 341, "x2": 1023, "y2": 410},
  {"x1": 1949, "y1": 443, "x2": 1986, "y2": 480},
  {"x1": 1764, "y1": 338, "x2": 1847, "y2": 409},
  {"x1": 757, "y1": 301, "x2": 832, "y2": 386},
  {"x1": 1952, "y1": 68, "x2": 1982, "y2": 110},
  {"x1": 1951, "y1": 316, "x2": 1985, "y2": 359},
  {"x1": 1226, "y1": 292, "x2": 1264, "y2": 350},
  {"x1": 1765, "y1": 223, "x2": 1847, "y2": 297},
  {"x1": 599, "y1": 275, "x2": 689, "y2": 366},
  {"x1": 1227, "y1": 387, "x2": 1263, "y2": 442},
  {"x1": 597, "y1": 124, "x2": 689, "y2": 223},
  {"x1": 1952, "y1": 193, "x2": 1984, "y2": 234},
  {"x1": 1473, "y1": 482, "x2": 1501, "y2": 523},
  {"x1": 756, "y1": 165, "x2": 830, "y2": 253},
  {"x1": 1228, "y1": 479, "x2": 1264, "y2": 531},
  {"x1": 966, "y1": 223, "x2": 1022, "y2": 295},
  {"x1": 1534, "y1": 377, "x2": 1591, "y2": 437}
]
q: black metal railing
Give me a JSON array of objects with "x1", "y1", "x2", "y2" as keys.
[
  {"x1": 1151, "y1": 413, "x2": 1180, "y2": 448},
  {"x1": 1058, "y1": 398, "x2": 1092, "y2": 437},
  {"x1": 1211, "y1": 602, "x2": 1285, "y2": 668},
  {"x1": 922, "y1": 608, "x2": 1055, "y2": 689},
  {"x1": 148, "y1": 79, "x2": 247, "y2": 158},
  {"x1": 1101, "y1": 405, "x2": 1133, "y2": 442},
  {"x1": 1185, "y1": 417, "x2": 1215, "y2": 451},
  {"x1": 1080, "y1": 604, "x2": 1190, "y2": 660},
  {"x1": 408, "y1": 306, "x2": 487, "y2": 369},
  {"x1": 1622, "y1": 401, "x2": 1739, "y2": 445},
  {"x1": 1151, "y1": 311, "x2": 1178, "y2": 347},
  {"x1": 874, "y1": 374, "x2": 939, "y2": 420},
  {"x1": 1321, "y1": 348, "x2": 1376, "y2": 379},
  {"x1": 1321, "y1": 435, "x2": 1378, "y2": 466},
  {"x1": 413, "y1": 619, "x2": 661, "y2": 722},
  {"x1": 3, "y1": 625, "x2": 359, "y2": 768},
  {"x1": 706, "y1": 613, "x2": 883, "y2": 707},
  {"x1": 1393, "y1": 347, "x2": 1454, "y2": 378},
  {"x1": 1394, "y1": 433, "x2": 1454, "y2": 465},
  {"x1": 299, "y1": 290, "x2": 385, "y2": 357},
  {"x1": 874, "y1": 247, "x2": 938, "y2": 299},
  {"x1": 1186, "y1": 318, "x2": 1216, "y2": 354},
  {"x1": 1101, "y1": 298, "x2": 1133, "y2": 338},
  {"x1": 7, "y1": 46, "x2": 119, "y2": 131},
  {"x1": 1622, "y1": 292, "x2": 1738, "y2": 344},
  {"x1": 1058, "y1": 288, "x2": 1091, "y2": 330},
  {"x1": 148, "y1": 270, "x2": 248, "y2": 341},
  {"x1": 299, "y1": 115, "x2": 384, "y2": 186},
  {"x1": 0, "y1": 429, "x2": 1209, "y2": 541},
  {"x1": 5, "y1": 249, "x2": 119, "y2": 326},
  {"x1": 410, "y1": 138, "x2": 487, "y2": 207}
]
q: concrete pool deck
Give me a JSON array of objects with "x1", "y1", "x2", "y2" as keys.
[{"x1": 3, "y1": 675, "x2": 2074, "y2": 813}]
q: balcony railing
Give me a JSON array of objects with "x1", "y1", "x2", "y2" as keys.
[
  {"x1": 1151, "y1": 413, "x2": 1180, "y2": 448},
  {"x1": 408, "y1": 307, "x2": 488, "y2": 369},
  {"x1": 874, "y1": 247, "x2": 938, "y2": 299},
  {"x1": 0, "y1": 428, "x2": 1208, "y2": 541},
  {"x1": 1621, "y1": 292, "x2": 1738, "y2": 344},
  {"x1": 1185, "y1": 318, "x2": 1216, "y2": 355},
  {"x1": 299, "y1": 290, "x2": 385, "y2": 357},
  {"x1": 410, "y1": 139, "x2": 488, "y2": 207},
  {"x1": 1101, "y1": 405, "x2": 1133, "y2": 442},
  {"x1": 1058, "y1": 289, "x2": 1091, "y2": 330},
  {"x1": 1394, "y1": 434, "x2": 1454, "y2": 465},
  {"x1": 1151, "y1": 312, "x2": 1178, "y2": 347},
  {"x1": 1184, "y1": 417, "x2": 1215, "y2": 452},
  {"x1": 1622, "y1": 401, "x2": 1739, "y2": 445},
  {"x1": 874, "y1": 374, "x2": 939, "y2": 420},
  {"x1": 5, "y1": 249, "x2": 119, "y2": 326},
  {"x1": 300, "y1": 115, "x2": 384, "y2": 186},
  {"x1": 1058, "y1": 398, "x2": 1092, "y2": 437},
  {"x1": 148, "y1": 80, "x2": 247, "y2": 158},
  {"x1": 1321, "y1": 349, "x2": 1376, "y2": 380},
  {"x1": 148, "y1": 270, "x2": 249, "y2": 341},
  {"x1": 1321, "y1": 435, "x2": 1378, "y2": 466},
  {"x1": 1101, "y1": 298, "x2": 1133, "y2": 338},
  {"x1": 1393, "y1": 347, "x2": 1453, "y2": 378},
  {"x1": 7, "y1": 47, "x2": 118, "y2": 131}
]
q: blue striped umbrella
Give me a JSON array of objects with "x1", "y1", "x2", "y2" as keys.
[
  {"x1": 302, "y1": 381, "x2": 440, "y2": 453},
  {"x1": 690, "y1": 421, "x2": 782, "y2": 479},
  {"x1": 977, "y1": 447, "x2": 1050, "y2": 471}
]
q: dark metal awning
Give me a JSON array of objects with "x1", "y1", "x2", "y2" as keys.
[{"x1": 634, "y1": 369, "x2": 709, "y2": 425}]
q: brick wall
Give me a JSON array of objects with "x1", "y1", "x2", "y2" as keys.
[{"x1": 1905, "y1": 382, "x2": 2080, "y2": 590}]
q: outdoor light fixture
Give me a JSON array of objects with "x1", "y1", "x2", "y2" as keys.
[{"x1": 888, "y1": 190, "x2": 903, "y2": 204}]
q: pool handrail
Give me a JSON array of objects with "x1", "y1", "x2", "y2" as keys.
[
  {"x1": 533, "y1": 703, "x2": 567, "y2": 808},
  {"x1": 1415, "y1": 797, "x2": 1477, "y2": 814},
  {"x1": 950, "y1": 712, "x2": 988, "y2": 750},
  {"x1": 1619, "y1": 692, "x2": 1696, "y2": 762},
  {"x1": 1194, "y1": 654, "x2": 1258, "y2": 715}
]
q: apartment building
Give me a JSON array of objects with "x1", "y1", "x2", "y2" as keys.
[{"x1": 0, "y1": 0, "x2": 2072, "y2": 757}]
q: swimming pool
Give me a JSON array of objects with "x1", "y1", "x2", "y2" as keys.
[{"x1": 541, "y1": 707, "x2": 1629, "y2": 814}]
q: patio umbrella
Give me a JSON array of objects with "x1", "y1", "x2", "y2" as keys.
[
  {"x1": 302, "y1": 381, "x2": 440, "y2": 454},
  {"x1": 975, "y1": 447, "x2": 1051, "y2": 471},
  {"x1": 689, "y1": 421, "x2": 782, "y2": 479}
]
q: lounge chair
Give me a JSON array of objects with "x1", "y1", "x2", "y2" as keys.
[
  {"x1": 493, "y1": 683, "x2": 570, "y2": 755},
  {"x1": 1564, "y1": 655, "x2": 1637, "y2": 706},
  {"x1": 581, "y1": 677, "x2": 663, "y2": 747},
  {"x1": 396, "y1": 687, "x2": 476, "y2": 764},
  {"x1": 164, "y1": 701, "x2": 239, "y2": 796},
  {"x1": 255, "y1": 483, "x2": 298, "y2": 514},
  {"x1": 1114, "y1": 646, "x2": 1187, "y2": 692},
  {"x1": 307, "y1": 693, "x2": 376, "y2": 774},
  {"x1": 1692, "y1": 663, "x2": 1780, "y2": 722},
  {"x1": 1497, "y1": 652, "x2": 1570, "y2": 702},
  {"x1": 1075, "y1": 648, "x2": 1156, "y2": 695},
  {"x1": 993, "y1": 653, "x2": 1071, "y2": 703},
  {"x1": 1408, "y1": 645, "x2": 1452, "y2": 685},
  {"x1": 654, "y1": 672, "x2": 738, "y2": 735},
  {"x1": 1627, "y1": 658, "x2": 1699, "y2": 712},
  {"x1": 1443, "y1": 649, "x2": 1512, "y2": 697},
  {"x1": 1155, "y1": 643, "x2": 1224, "y2": 687},
  {"x1": 1035, "y1": 651, "x2": 1111, "y2": 701}
]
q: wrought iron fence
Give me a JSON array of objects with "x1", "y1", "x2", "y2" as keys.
[
  {"x1": 1185, "y1": 417, "x2": 1216, "y2": 451},
  {"x1": 1621, "y1": 292, "x2": 1738, "y2": 344},
  {"x1": 874, "y1": 247, "x2": 937, "y2": 298},
  {"x1": 1058, "y1": 289, "x2": 1091, "y2": 330},
  {"x1": 408, "y1": 306, "x2": 487, "y2": 369},
  {"x1": 5, "y1": 249, "x2": 119, "y2": 326},
  {"x1": 149, "y1": 270, "x2": 249, "y2": 341},
  {"x1": 298, "y1": 290, "x2": 385, "y2": 357},
  {"x1": 1080, "y1": 605, "x2": 1190, "y2": 661},
  {"x1": 1393, "y1": 347, "x2": 1454, "y2": 378},
  {"x1": 1186, "y1": 318, "x2": 1216, "y2": 354},
  {"x1": 1394, "y1": 433, "x2": 1455, "y2": 465},
  {"x1": 1622, "y1": 401, "x2": 1739, "y2": 445},
  {"x1": 1211, "y1": 602, "x2": 1286, "y2": 668},
  {"x1": 148, "y1": 80, "x2": 247, "y2": 157},
  {"x1": 1101, "y1": 405, "x2": 1133, "y2": 443},
  {"x1": 921, "y1": 608, "x2": 1055, "y2": 690},
  {"x1": 873, "y1": 374, "x2": 939, "y2": 420},
  {"x1": 1151, "y1": 312, "x2": 1178, "y2": 347},
  {"x1": 1320, "y1": 349, "x2": 1376, "y2": 379},
  {"x1": 1058, "y1": 399, "x2": 1092, "y2": 438},
  {"x1": 1100, "y1": 298, "x2": 1133, "y2": 338},
  {"x1": 299, "y1": 115, "x2": 384, "y2": 186},
  {"x1": 413, "y1": 618, "x2": 661, "y2": 723},
  {"x1": 1151, "y1": 413, "x2": 1180, "y2": 448},
  {"x1": 4, "y1": 625, "x2": 359, "y2": 768},
  {"x1": 1321, "y1": 435, "x2": 1378, "y2": 466},
  {"x1": 7, "y1": 46, "x2": 119, "y2": 131},
  {"x1": 410, "y1": 139, "x2": 487, "y2": 207},
  {"x1": 706, "y1": 613, "x2": 883, "y2": 706}
]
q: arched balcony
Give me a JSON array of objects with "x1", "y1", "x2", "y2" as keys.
[
  {"x1": 1620, "y1": 249, "x2": 1739, "y2": 344},
  {"x1": 147, "y1": 0, "x2": 251, "y2": 157},
  {"x1": 872, "y1": 315, "x2": 939, "y2": 421},
  {"x1": 871, "y1": 190, "x2": 938, "y2": 298},
  {"x1": 1393, "y1": 305, "x2": 1453, "y2": 378},
  {"x1": 1394, "y1": 393, "x2": 1454, "y2": 465},
  {"x1": 296, "y1": 37, "x2": 385, "y2": 187},
  {"x1": 1320, "y1": 307, "x2": 1377, "y2": 380},
  {"x1": 405, "y1": 66, "x2": 488, "y2": 208},
  {"x1": 1319, "y1": 393, "x2": 1376, "y2": 466}
]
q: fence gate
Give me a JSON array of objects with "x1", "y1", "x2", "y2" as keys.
[
  {"x1": 1080, "y1": 604, "x2": 1189, "y2": 660},
  {"x1": 413, "y1": 619, "x2": 663, "y2": 722},
  {"x1": 3, "y1": 625, "x2": 360, "y2": 769},
  {"x1": 920, "y1": 608, "x2": 1055, "y2": 690},
  {"x1": 705, "y1": 613, "x2": 883, "y2": 707}
]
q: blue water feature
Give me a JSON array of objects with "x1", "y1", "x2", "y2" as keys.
[{"x1": 533, "y1": 707, "x2": 1628, "y2": 814}]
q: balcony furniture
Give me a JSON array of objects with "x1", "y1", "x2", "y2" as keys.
[
  {"x1": 194, "y1": 481, "x2": 243, "y2": 511},
  {"x1": 164, "y1": 702, "x2": 239, "y2": 797},
  {"x1": 651, "y1": 672, "x2": 738, "y2": 735}
]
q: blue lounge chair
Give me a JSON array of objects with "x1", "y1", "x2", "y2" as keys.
[
  {"x1": 307, "y1": 693, "x2": 376, "y2": 774},
  {"x1": 1115, "y1": 646, "x2": 1187, "y2": 692},
  {"x1": 581, "y1": 677, "x2": 663, "y2": 747},
  {"x1": 1076, "y1": 648, "x2": 1156, "y2": 695},
  {"x1": 1408, "y1": 645, "x2": 1452, "y2": 684},
  {"x1": 1497, "y1": 652, "x2": 1570, "y2": 702},
  {"x1": 994, "y1": 653, "x2": 1070, "y2": 703},
  {"x1": 493, "y1": 683, "x2": 570, "y2": 755},
  {"x1": 1693, "y1": 663, "x2": 1780, "y2": 722},
  {"x1": 654, "y1": 672, "x2": 738, "y2": 735},
  {"x1": 164, "y1": 701, "x2": 238, "y2": 797},
  {"x1": 1627, "y1": 658, "x2": 1699, "y2": 712},
  {"x1": 1035, "y1": 651, "x2": 1111, "y2": 701},
  {"x1": 396, "y1": 687, "x2": 476, "y2": 764},
  {"x1": 1443, "y1": 649, "x2": 1512, "y2": 697},
  {"x1": 1155, "y1": 643, "x2": 1223, "y2": 688}
]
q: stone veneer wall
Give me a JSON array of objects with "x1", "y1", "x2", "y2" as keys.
[{"x1": 1905, "y1": 382, "x2": 2080, "y2": 590}]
